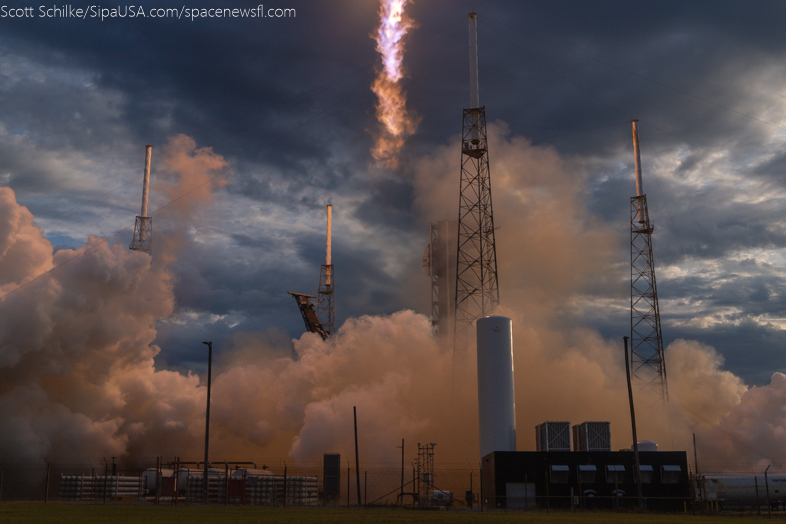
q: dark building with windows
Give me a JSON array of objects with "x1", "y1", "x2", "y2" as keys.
[{"x1": 481, "y1": 451, "x2": 690, "y2": 511}]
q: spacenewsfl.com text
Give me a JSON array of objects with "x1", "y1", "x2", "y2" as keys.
[{"x1": 1, "y1": 5, "x2": 296, "y2": 21}]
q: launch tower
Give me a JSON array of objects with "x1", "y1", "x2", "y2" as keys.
[
  {"x1": 424, "y1": 220, "x2": 457, "y2": 337},
  {"x1": 317, "y1": 205, "x2": 335, "y2": 336},
  {"x1": 630, "y1": 120, "x2": 669, "y2": 402},
  {"x1": 288, "y1": 291, "x2": 329, "y2": 340},
  {"x1": 129, "y1": 145, "x2": 153, "y2": 254},
  {"x1": 454, "y1": 13, "x2": 500, "y2": 345}
]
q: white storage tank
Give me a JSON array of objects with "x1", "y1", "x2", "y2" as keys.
[
  {"x1": 477, "y1": 315, "x2": 516, "y2": 458},
  {"x1": 142, "y1": 468, "x2": 174, "y2": 494},
  {"x1": 637, "y1": 440, "x2": 658, "y2": 452},
  {"x1": 230, "y1": 468, "x2": 274, "y2": 479}
]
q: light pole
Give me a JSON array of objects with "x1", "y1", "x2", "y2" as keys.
[
  {"x1": 624, "y1": 336, "x2": 643, "y2": 510},
  {"x1": 202, "y1": 341, "x2": 212, "y2": 504},
  {"x1": 397, "y1": 439, "x2": 404, "y2": 505}
]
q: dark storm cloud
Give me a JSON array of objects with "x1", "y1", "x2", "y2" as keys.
[{"x1": 3, "y1": 0, "x2": 786, "y2": 383}]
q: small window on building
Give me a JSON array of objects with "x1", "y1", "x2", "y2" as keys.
[
  {"x1": 550, "y1": 465, "x2": 569, "y2": 484},
  {"x1": 661, "y1": 465, "x2": 681, "y2": 484},
  {"x1": 578, "y1": 465, "x2": 597, "y2": 484},
  {"x1": 606, "y1": 465, "x2": 625, "y2": 484},
  {"x1": 635, "y1": 465, "x2": 653, "y2": 484}
]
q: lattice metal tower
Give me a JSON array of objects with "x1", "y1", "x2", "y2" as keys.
[
  {"x1": 317, "y1": 205, "x2": 335, "y2": 336},
  {"x1": 630, "y1": 120, "x2": 668, "y2": 402},
  {"x1": 454, "y1": 13, "x2": 499, "y2": 345},
  {"x1": 425, "y1": 220, "x2": 457, "y2": 337},
  {"x1": 129, "y1": 145, "x2": 153, "y2": 254},
  {"x1": 415, "y1": 442, "x2": 436, "y2": 506}
]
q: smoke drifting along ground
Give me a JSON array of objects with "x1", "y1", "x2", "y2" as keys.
[{"x1": 0, "y1": 127, "x2": 783, "y2": 477}]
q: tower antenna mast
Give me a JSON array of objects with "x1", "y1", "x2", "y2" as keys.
[
  {"x1": 130, "y1": 145, "x2": 153, "y2": 254},
  {"x1": 317, "y1": 205, "x2": 335, "y2": 335},
  {"x1": 630, "y1": 120, "x2": 668, "y2": 402},
  {"x1": 454, "y1": 13, "x2": 500, "y2": 348}
]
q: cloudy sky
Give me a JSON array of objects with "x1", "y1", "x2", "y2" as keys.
[{"x1": 2, "y1": 0, "x2": 786, "y2": 387}]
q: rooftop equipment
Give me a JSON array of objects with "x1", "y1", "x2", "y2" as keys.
[
  {"x1": 536, "y1": 422, "x2": 571, "y2": 452},
  {"x1": 637, "y1": 440, "x2": 658, "y2": 452},
  {"x1": 572, "y1": 421, "x2": 612, "y2": 452}
]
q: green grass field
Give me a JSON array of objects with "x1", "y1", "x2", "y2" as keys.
[{"x1": 0, "y1": 504, "x2": 769, "y2": 524}]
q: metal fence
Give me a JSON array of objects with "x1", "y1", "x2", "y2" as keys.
[{"x1": 0, "y1": 460, "x2": 783, "y2": 517}]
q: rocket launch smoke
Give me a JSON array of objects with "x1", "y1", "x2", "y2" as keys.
[
  {"x1": 370, "y1": 0, "x2": 419, "y2": 169},
  {"x1": 0, "y1": 128, "x2": 783, "y2": 475}
]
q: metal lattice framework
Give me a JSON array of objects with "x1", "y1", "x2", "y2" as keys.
[
  {"x1": 415, "y1": 443, "x2": 436, "y2": 506},
  {"x1": 428, "y1": 220, "x2": 457, "y2": 338},
  {"x1": 454, "y1": 107, "x2": 499, "y2": 345},
  {"x1": 129, "y1": 216, "x2": 152, "y2": 254},
  {"x1": 288, "y1": 291, "x2": 328, "y2": 340},
  {"x1": 317, "y1": 264, "x2": 335, "y2": 336},
  {"x1": 630, "y1": 195, "x2": 669, "y2": 402}
]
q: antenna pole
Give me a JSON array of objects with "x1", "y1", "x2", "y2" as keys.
[
  {"x1": 318, "y1": 205, "x2": 336, "y2": 335},
  {"x1": 141, "y1": 145, "x2": 152, "y2": 217},
  {"x1": 326, "y1": 205, "x2": 332, "y2": 270},
  {"x1": 129, "y1": 145, "x2": 153, "y2": 254},
  {"x1": 468, "y1": 13, "x2": 479, "y2": 109}
]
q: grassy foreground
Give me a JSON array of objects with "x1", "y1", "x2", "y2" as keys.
[{"x1": 0, "y1": 504, "x2": 768, "y2": 524}]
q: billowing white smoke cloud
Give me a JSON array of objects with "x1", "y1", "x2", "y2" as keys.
[
  {"x1": 0, "y1": 135, "x2": 224, "y2": 463},
  {"x1": 0, "y1": 126, "x2": 782, "y2": 478}
]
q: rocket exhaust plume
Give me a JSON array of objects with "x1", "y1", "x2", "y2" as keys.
[{"x1": 371, "y1": 0, "x2": 419, "y2": 168}]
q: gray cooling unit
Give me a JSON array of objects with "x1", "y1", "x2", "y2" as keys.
[
  {"x1": 535, "y1": 422, "x2": 571, "y2": 451},
  {"x1": 572, "y1": 421, "x2": 611, "y2": 452}
]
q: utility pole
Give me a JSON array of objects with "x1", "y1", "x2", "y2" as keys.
[
  {"x1": 765, "y1": 465, "x2": 771, "y2": 519},
  {"x1": 624, "y1": 336, "x2": 643, "y2": 510},
  {"x1": 397, "y1": 439, "x2": 404, "y2": 505},
  {"x1": 202, "y1": 341, "x2": 212, "y2": 504},
  {"x1": 44, "y1": 459, "x2": 50, "y2": 503},
  {"x1": 353, "y1": 406, "x2": 361, "y2": 506},
  {"x1": 693, "y1": 432, "x2": 700, "y2": 506}
]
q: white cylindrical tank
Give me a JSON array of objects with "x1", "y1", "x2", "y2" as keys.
[
  {"x1": 637, "y1": 440, "x2": 658, "y2": 452},
  {"x1": 231, "y1": 468, "x2": 274, "y2": 479},
  {"x1": 477, "y1": 316, "x2": 516, "y2": 458}
]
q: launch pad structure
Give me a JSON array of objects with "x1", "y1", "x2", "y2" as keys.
[
  {"x1": 288, "y1": 205, "x2": 335, "y2": 340},
  {"x1": 288, "y1": 292, "x2": 329, "y2": 340},
  {"x1": 629, "y1": 120, "x2": 669, "y2": 402},
  {"x1": 454, "y1": 13, "x2": 500, "y2": 346},
  {"x1": 130, "y1": 145, "x2": 153, "y2": 255}
]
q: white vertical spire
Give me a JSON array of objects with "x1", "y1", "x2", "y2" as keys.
[{"x1": 469, "y1": 13, "x2": 480, "y2": 108}]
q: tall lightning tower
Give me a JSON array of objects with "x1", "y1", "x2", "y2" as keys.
[
  {"x1": 630, "y1": 120, "x2": 668, "y2": 402},
  {"x1": 129, "y1": 145, "x2": 153, "y2": 254},
  {"x1": 317, "y1": 205, "x2": 335, "y2": 336},
  {"x1": 454, "y1": 13, "x2": 499, "y2": 345}
]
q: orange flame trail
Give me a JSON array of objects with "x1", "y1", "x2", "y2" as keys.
[{"x1": 371, "y1": 0, "x2": 419, "y2": 168}]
